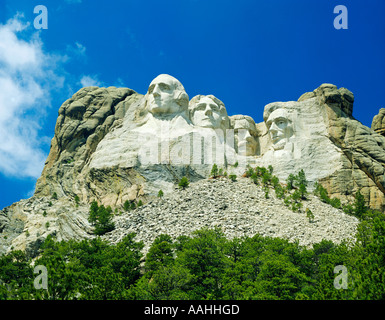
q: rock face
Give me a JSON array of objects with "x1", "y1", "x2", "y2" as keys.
[
  {"x1": 372, "y1": 108, "x2": 385, "y2": 137},
  {"x1": 35, "y1": 85, "x2": 145, "y2": 206},
  {"x1": 258, "y1": 83, "x2": 385, "y2": 211},
  {"x1": 1, "y1": 75, "x2": 384, "y2": 257},
  {"x1": 296, "y1": 84, "x2": 385, "y2": 210},
  {"x1": 0, "y1": 196, "x2": 93, "y2": 257}
]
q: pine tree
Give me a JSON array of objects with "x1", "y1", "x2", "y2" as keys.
[
  {"x1": 306, "y1": 208, "x2": 314, "y2": 222},
  {"x1": 286, "y1": 174, "x2": 296, "y2": 190},
  {"x1": 354, "y1": 190, "x2": 367, "y2": 218},
  {"x1": 178, "y1": 176, "x2": 189, "y2": 189},
  {"x1": 211, "y1": 164, "x2": 219, "y2": 178},
  {"x1": 74, "y1": 195, "x2": 80, "y2": 207},
  {"x1": 124, "y1": 200, "x2": 130, "y2": 211},
  {"x1": 88, "y1": 201, "x2": 115, "y2": 235},
  {"x1": 299, "y1": 183, "x2": 307, "y2": 200},
  {"x1": 89, "y1": 200, "x2": 99, "y2": 225},
  {"x1": 297, "y1": 169, "x2": 307, "y2": 187}
]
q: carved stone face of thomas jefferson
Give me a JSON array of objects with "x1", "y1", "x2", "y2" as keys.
[
  {"x1": 265, "y1": 108, "x2": 293, "y2": 149},
  {"x1": 230, "y1": 115, "x2": 258, "y2": 156},
  {"x1": 147, "y1": 74, "x2": 189, "y2": 116},
  {"x1": 189, "y1": 95, "x2": 230, "y2": 129}
]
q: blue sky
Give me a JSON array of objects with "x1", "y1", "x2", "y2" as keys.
[{"x1": 0, "y1": 0, "x2": 385, "y2": 209}]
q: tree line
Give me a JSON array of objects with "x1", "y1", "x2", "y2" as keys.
[
  {"x1": 1, "y1": 165, "x2": 383, "y2": 300},
  {"x1": 0, "y1": 208, "x2": 384, "y2": 300}
]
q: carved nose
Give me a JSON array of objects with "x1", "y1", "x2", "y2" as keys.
[
  {"x1": 153, "y1": 85, "x2": 161, "y2": 97},
  {"x1": 270, "y1": 122, "x2": 278, "y2": 132},
  {"x1": 205, "y1": 107, "x2": 212, "y2": 116},
  {"x1": 244, "y1": 131, "x2": 253, "y2": 141}
]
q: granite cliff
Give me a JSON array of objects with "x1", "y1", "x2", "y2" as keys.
[
  {"x1": 1, "y1": 74, "x2": 384, "y2": 256},
  {"x1": 372, "y1": 108, "x2": 385, "y2": 137}
]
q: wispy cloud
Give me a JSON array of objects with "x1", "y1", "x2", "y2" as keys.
[
  {"x1": 114, "y1": 77, "x2": 126, "y2": 87},
  {"x1": 0, "y1": 15, "x2": 65, "y2": 179},
  {"x1": 66, "y1": 41, "x2": 86, "y2": 59},
  {"x1": 80, "y1": 74, "x2": 102, "y2": 87}
]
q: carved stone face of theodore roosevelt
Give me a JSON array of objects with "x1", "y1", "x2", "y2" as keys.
[
  {"x1": 230, "y1": 115, "x2": 259, "y2": 156},
  {"x1": 146, "y1": 74, "x2": 189, "y2": 116}
]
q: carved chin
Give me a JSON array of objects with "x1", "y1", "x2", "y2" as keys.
[
  {"x1": 246, "y1": 146, "x2": 256, "y2": 156},
  {"x1": 197, "y1": 119, "x2": 214, "y2": 127},
  {"x1": 239, "y1": 142, "x2": 256, "y2": 156},
  {"x1": 148, "y1": 102, "x2": 166, "y2": 114},
  {"x1": 272, "y1": 140, "x2": 286, "y2": 150}
]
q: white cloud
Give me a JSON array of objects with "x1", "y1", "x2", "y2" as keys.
[
  {"x1": 114, "y1": 77, "x2": 126, "y2": 87},
  {"x1": 0, "y1": 15, "x2": 65, "y2": 179},
  {"x1": 74, "y1": 42, "x2": 86, "y2": 56},
  {"x1": 66, "y1": 41, "x2": 86, "y2": 60},
  {"x1": 80, "y1": 75, "x2": 102, "y2": 87}
]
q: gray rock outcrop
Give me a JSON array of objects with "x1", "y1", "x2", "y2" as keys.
[
  {"x1": 372, "y1": 108, "x2": 385, "y2": 137},
  {"x1": 257, "y1": 83, "x2": 385, "y2": 210}
]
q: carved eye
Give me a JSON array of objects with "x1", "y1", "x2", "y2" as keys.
[
  {"x1": 276, "y1": 119, "x2": 287, "y2": 126},
  {"x1": 209, "y1": 104, "x2": 219, "y2": 112},
  {"x1": 159, "y1": 83, "x2": 171, "y2": 91},
  {"x1": 196, "y1": 103, "x2": 206, "y2": 111},
  {"x1": 148, "y1": 84, "x2": 155, "y2": 94}
]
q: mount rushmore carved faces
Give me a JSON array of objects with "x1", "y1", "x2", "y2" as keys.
[
  {"x1": 189, "y1": 95, "x2": 230, "y2": 129},
  {"x1": 140, "y1": 75, "x2": 258, "y2": 165}
]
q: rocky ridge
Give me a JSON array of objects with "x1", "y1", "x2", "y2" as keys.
[
  {"x1": 297, "y1": 84, "x2": 385, "y2": 210},
  {"x1": 372, "y1": 108, "x2": 385, "y2": 137}
]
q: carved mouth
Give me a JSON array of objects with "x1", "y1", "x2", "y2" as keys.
[
  {"x1": 271, "y1": 135, "x2": 283, "y2": 143},
  {"x1": 239, "y1": 141, "x2": 256, "y2": 148},
  {"x1": 199, "y1": 118, "x2": 214, "y2": 124}
]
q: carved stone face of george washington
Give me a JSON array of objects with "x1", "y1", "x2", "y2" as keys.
[{"x1": 146, "y1": 74, "x2": 189, "y2": 116}]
